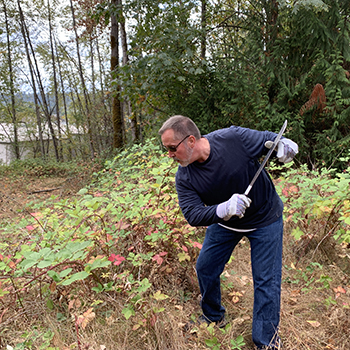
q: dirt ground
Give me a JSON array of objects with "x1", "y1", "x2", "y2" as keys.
[{"x1": 0, "y1": 174, "x2": 88, "y2": 220}]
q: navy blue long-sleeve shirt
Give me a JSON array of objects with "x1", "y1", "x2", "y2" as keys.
[{"x1": 175, "y1": 126, "x2": 284, "y2": 230}]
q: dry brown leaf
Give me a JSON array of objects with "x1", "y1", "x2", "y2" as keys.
[
  {"x1": 229, "y1": 291, "x2": 243, "y2": 303},
  {"x1": 307, "y1": 320, "x2": 321, "y2": 328},
  {"x1": 288, "y1": 298, "x2": 298, "y2": 305},
  {"x1": 76, "y1": 308, "x2": 95, "y2": 329},
  {"x1": 0, "y1": 307, "x2": 8, "y2": 323},
  {"x1": 333, "y1": 286, "x2": 346, "y2": 294},
  {"x1": 232, "y1": 296, "x2": 240, "y2": 303},
  {"x1": 68, "y1": 298, "x2": 82, "y2": 310},
  {"x1": 290, "y1": 289, "x2": 301, "y2": 297},
  {"x1": 49, "y1": 281, "x2": 56, "y2": 293},
  {"x1": 240, "y1": 275, "x2": 252, "y2": 285}
]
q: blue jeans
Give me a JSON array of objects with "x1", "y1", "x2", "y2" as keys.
[{"x1": 196, "y1": 217, "x2": 283, "y2": 349}]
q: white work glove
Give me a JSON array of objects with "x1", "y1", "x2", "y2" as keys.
[
  {"x1": 265, "y1": 138, "x2": 298, "y2": 163},
  {"x1": 216, "y1": 194, "x2": 252, "y2": 220}
]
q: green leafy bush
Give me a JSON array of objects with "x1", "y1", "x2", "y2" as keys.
[
  {"x1": 0, "y1": 139, "x2": 202, "y2": 325},
  {"x1": 0, "y1": 158, "x2": 94, "y2": 177},
  {"x1": 274, "y1": 162, "x2": 350, "y2": 244}
]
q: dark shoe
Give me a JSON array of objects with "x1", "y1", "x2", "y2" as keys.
[
  {"x1": 216, "y1": 315, "x2": 229, "y2": 329},
  {"x1": 183, "y1": 314, "x2": 228, "y2": 332}
]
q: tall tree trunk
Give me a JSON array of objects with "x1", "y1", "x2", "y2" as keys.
[
  {"x1": 18, "y1": 0, "x2": 59, "y2": 161},
  {"x1": 111, "y1": 0, "x2": 123, "y2": 149},
  {"x1": 262, "y1": 0, "x2": 279, "y2": 104},
  {"x1": 48, "y1": 0, "x2": 62, "y2": 160},
  {"x1": 3, "y1": 0, "x2": 20, "y2": 159},
  {"x1": 201, "y1": 0, "x2": 207, "y2": 59},
  {"x1": 55, "y1": 38, "x2": 69, "y2": 135},
  {"x1": 119, "y1": 0, "x2": 132, "y2": 142},
  {"x1": 17, "y1": 0, "x2": 46, "y2": 159},
  {"x1": 89, "y1": 35, "x2": 101, "y2": 153},
  {"x1": 95, "y1": 35, "x2": 113, "y2": 147},
  {"x1": 264, "y1": 0, "x2": 279, "y2": 56},
  {"x1": 55, "y1": 38, "x2": 72, "y2": 160},
  {"x1": 69, "y1": 0, "x2": 95, "y2": 158}
]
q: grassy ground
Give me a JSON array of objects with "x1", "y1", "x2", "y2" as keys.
[{"x1": 0, "y1": 164, "x2": 349, "y2": 350}]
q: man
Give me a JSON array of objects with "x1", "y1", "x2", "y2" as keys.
[{"x1": 159, "y1": 115, "x2": 298, "y2": 350}]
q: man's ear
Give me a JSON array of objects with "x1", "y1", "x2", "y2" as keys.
[{"x1": 188, "y1": 135, "x2": 196, "y2": 148}]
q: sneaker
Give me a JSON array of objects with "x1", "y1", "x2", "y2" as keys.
[
  {"x1": 216, "y1": 315, "x2": 229, "y2": 329},
  {"x1": 183, "y1": 314, "x2": 228, "y2": 332}
]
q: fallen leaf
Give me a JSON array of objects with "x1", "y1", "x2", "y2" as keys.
[
  {"x1": 240, "y1": 275, "x2": 252, "y2": 285},
  {"x1": 229, "y1": 291, "x2": 243, "y2": 303},
  {"x1": 333, "y1": 286, "x2": 346, "y2": 294},
  {"x1": 290, "y1": 289, "x2": 301, "y2": 297},
  {"x1": 153, "y1": 290, "x2": 169, "y2": 301},
  {"x1": 307, "y1": 320, "x2": 321, "y2": 328},
  {"x1": 49, "y1": 281, "x2": 56, "y2": 293},
  {"x1": 0, "y1": 307, "x2": 8, "y2": 323},
  {"x1": 288, "y1": 298, "x2": 298, "y2": 305},
  {"x1": 232, "y1": 296, "x2": 240, "y2": 303},
  {"x1": 76, "y1": 308, "x2": 95, "y2": 329},
  {"x1": 68, "y1": 298, "x2": 82, "y2": 310}
]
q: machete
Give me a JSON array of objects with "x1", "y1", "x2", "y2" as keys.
[{"x1": 244, "y1": 120, "x2": 288, "y2": 196}]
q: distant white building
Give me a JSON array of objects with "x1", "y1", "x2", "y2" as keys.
[{"x1": 0, "y1": 122, "x2": 84, "y2": 164}]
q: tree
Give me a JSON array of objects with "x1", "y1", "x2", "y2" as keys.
[
  {"x1": 1, "y1": 0, "x2": 350, "y2": 168},
  {"x1": 69, "y1": 0, "x2": 95, "y2": 158},
  {"x1": 17, "y1": 0, "x2": 46, "y2": 159},
  {"x1": 1, "y1": 0, "x2": 20, "y2": 159},
  {"x1": 118, "y1": 0, "x2": 350, "y2": 168},
  {"x1": 48, "y1": 0, "x2": 62, "y2": 159},
  {"x1": 110, "y1": 0, "x2": 123, "y2": 149}
]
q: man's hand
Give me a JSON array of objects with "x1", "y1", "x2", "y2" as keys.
[
  {"x1": 265, "y1": 138, "x2": 298, "y2": 163},
  {"x1": 216, "y1": 194, "x2": 252, "y2": 220}
]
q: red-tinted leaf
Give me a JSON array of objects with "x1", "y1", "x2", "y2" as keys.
[{"x1": 113, "y1": 255, "x2": 125, "y2": 266}]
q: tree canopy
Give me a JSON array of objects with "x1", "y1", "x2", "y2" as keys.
[{"x1": 0, "y1": 0, "x2": 350, "y2": 168}]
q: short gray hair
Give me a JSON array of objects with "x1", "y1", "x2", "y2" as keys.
[{"x1": 158, "y1": 115, "x2": 201, "y2": 140}]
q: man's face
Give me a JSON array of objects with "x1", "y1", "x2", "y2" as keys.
[{"x1": 161, "y1": 129, "x2": 193, "y2": 167}]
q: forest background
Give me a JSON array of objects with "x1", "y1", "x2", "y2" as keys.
[
  {"x1": 0, "y1": 0, "x2": 350, "y2": 349},
  {"x1": 1, "y1": 0, "x2": 350, "y2": 168}
]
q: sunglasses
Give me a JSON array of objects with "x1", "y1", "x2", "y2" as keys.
[{"x1": 163, "y1": 135, "x2": 191, "y2": 152}]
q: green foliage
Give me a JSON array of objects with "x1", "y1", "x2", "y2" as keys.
[
  {"x1": 6, "y1": 328, "x2": 58, "y2": 350},
  {"x1": 2, "y1": 0, "x2": 350, "y2": 170},
  {"x1": 2, "y1": 139, "x2": 350, "y2": 348},
  {"x1": 114, "y1": 0, "x2": 350, "y2": 170},
  {"x1": 201, "y1": 322, "x2": 246, "y2": 350},
  {"x1": 283, "y1": 262, "x2": 324, "y2": 293},
  {"x1": 230, "y1": 335, "x2": 246, "y2": 350},
  {"x1": 274, "y1": 161, "x2": 350, "y2": 244},
  {"x1": 0, "y1": 139, "x2": 203, "y2": 331},
  {"x1": 0, "y1": 158, "x2": 93, "y2": 177}
]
